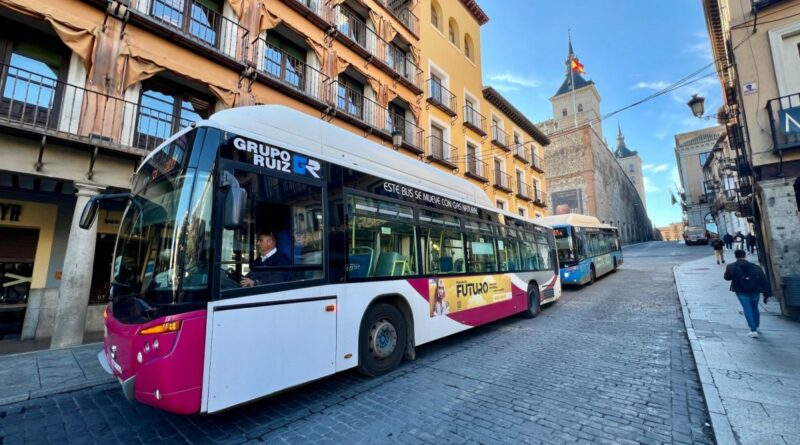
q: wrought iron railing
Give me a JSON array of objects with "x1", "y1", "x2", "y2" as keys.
[
  {"x1": 427, "y1": 135, "x2": 457, "y2": 167},
  {"x1": 465, "y1": 154, "x2": 487, "y2": 180},
  {"x1": 385, "y1": 44, "x2": 421, "y2": 88},
  {"x1": 293, "y1": 0, "x2": 324, "y2": 16},
  {"x1": 513, "y1": 144, "x2": 530, "y2": 163},
  {"x1": 516, "y1": 181, "x2": 531, "y2": 200},
  {"x1": 427, "y1": 79, "x2": 457, "y2": 115},
  {"x1": 131, "y1": 0, "x2": 248, "y2": 60},
  {"x1": 390, "y1": 112, "x2": 424, "y2": 152},
  {"x1": 0, "y1": 63, "x2": 188, "y2": 152},
  {"x1": 332, "y1": 80, "x2": 385, "y2": 129},
  {"x1": 491, "y1": 124, "x2": 510, "y2": 149},
  {"x1": 494, "y1": 169, "x2": 512, "y2": 190},
  {"x1": 533, "y1": 186, "x2": 545, "y2": 205},
  {"x1": 377, "y1": 0, "x2": 419, "y2": 35},
  {"x1": 531, "y1": 151, "x2": 544, "y2": 172},
  {"x1": 252, "y1": 37, "x2": 329, "y2": 103},
  {"x1": 463, "y1": 105, "x2": 487, "y2": 135},
  {"x1": 766, "y1": 92, "x2": 800, "y2": 153}
]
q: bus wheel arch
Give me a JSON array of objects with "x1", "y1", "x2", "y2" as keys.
[
  {"x1": 520, "y1": 282, "x2": 541, "y2": 318},
  {"x1": 588, "y1": 264, "x2": 596, "y2": 285},
  {"x1": 357, "y1": 294, "x2": 413, "y2": 377}
]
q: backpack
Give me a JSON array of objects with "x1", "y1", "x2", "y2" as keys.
[{"x1": 733, "y1": 262, "x2": 766, "y2": 293}]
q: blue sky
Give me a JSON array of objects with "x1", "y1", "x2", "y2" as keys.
[{"x1": 478, "y1": 0, "x2": 722, "y2": 227}]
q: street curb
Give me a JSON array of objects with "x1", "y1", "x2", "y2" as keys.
[
  {"x1": 673, "y1": 259, "x2": 737, "y2": 445},
  {"x1": 0, "y1": 378, "x2": 116, "y2": 407}
]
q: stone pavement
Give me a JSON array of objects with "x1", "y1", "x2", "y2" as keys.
[
  {"x1": 675, "y1": 254, "x2": 800, "y2": 445},
  {"x1": 0, "y1": 343, "x2": 113, "y2": 406}
]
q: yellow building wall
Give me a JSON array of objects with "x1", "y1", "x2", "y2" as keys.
[{"x1": 0, "y1": 199, "x2": 56, "y2": 289}]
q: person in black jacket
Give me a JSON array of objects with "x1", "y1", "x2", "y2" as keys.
[
  {"x1": 724, "y1": 250, "x2": 770, "y2": 338},
  {"x1": 722, "y1": 232, "x2": 733, "y2": 250},
  {"x1": 240, "y1": 233, "x2": 290, "y2": 287},
  {"x1": 711, "y1": 238, "x2": 725, "y2": 264},
  {"x1": 746, "y1": 232, "x2": 757, "y2": 255}
]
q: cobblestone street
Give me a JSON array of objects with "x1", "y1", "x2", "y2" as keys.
[{"x1": 0, "y1": 243, "x2": 714, "y2": 444}]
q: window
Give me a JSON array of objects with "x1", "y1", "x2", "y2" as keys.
[
  {"x1": 562, "y1": 108, "x2": 567, "y2": 117},
  {"x1": 136, "y1": 79, "x2": 211, "y2": 150},
  {"x1": 151, "y1": 0, "x2": 222, "y2": 46},
  {"x1": 466, "y1": 142, "x2": 479, "y2": 176},
  {"x1": 430, "y1": 0, "x2": 442, "y2": 30},
  {"x1": 419, "y1": 209, "x2": 463, "y2": 274},
  {"x1": 220, "y1": 170, "x2": 324, "y2": 292},
  {"x1": 577, "y1": 103, "x2": 583, "y2": 112},
  {"x1": 448, "y1": 19, "x2": 459, "y2": 47},
  {"x1": 518, "y1": 207, "x2": 525, "y2": 217},
  {"x1": 496, "y1": 200, "x2": 505, "y2": 210},
  {"x1": 699, "y1": 151, "x2": 710, "y2": 166},
  {"x1": 513, "y1": 132, "x2": 522, "y2": 146},
  {"x1": 463, "y1": 219, "x2": 497, "y2": 273},
  {"x1": 430, "y1": 72, "x2": 443, "y2": 103},
  {"x1": 464, "y1": 34, "x2": 474, "y2": 60},
  {"x1": 628, "y1": 163, "x2": 634, "y2": 173},
  {"x1": 430, "y1": 123, "x2": 447, "y2": 159},
  {"x1": 347, "y1": 195, "x2": 417, "y2": 279},
  {"x1": 497, "y1": 227, "x2": 521, "y2": 272},
  {"x1": 263, "y1": 33, "x2": 306, "y2": 89},
  {"x1": 336, "y1": 74, "x2": 364, "y2": 119},
  {"x1": 1, "y1": 38, "x2": 65, "y2": 127}
]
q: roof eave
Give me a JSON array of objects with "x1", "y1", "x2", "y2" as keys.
[{"x1": 483, "y1": 86, "x2": 551, "y2": 145}]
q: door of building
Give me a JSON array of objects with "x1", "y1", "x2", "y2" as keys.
[{"x1": 0, "y1": 227, "x2": 39, "y2": 339}]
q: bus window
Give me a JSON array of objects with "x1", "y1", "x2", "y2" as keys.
[
  {"x1": 534, "y1": 231, "x2": 552, "y2": 270},
  {"x1": 219, "y1": 171, "x2": 324, "y2": 293},
  {"x1": 498, "y1": 227, "x2": 521, "y2": 272},
  {"x1": 347, "y1": 195, "x2": 417, "y2": 279},
  {"x1": 418, "y1": 209, "x2": 464, "y2": 274},
  {"x1": 464, "y1": 219, "x2": 497, "y2": 273}
]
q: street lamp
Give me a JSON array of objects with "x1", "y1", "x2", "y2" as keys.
[
  {"x1": 687, "y1": 94, "x2": 705, "y2": 118},
  {"x1": 391, "y1": 129, "x2": 403, "y2": 150}
]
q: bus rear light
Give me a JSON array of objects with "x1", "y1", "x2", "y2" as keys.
[
  {"x1": 325, "y1": 304, "x2": 336, "y2": 312},
  {"x1": 103, "y1": 306, "x2": 109, "y2": 321},
  {"x1": 139, "y1": 321, "x2": 182, "y2": 335},
  {"x1": 137, "y1": 352, "x2": 143, "y2": 363}
]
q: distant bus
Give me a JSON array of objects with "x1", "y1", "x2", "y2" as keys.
[
  {"x1": 537, "y1": 214, "x2": 622, "y2": 285},
  {"x1": 683, "y1": 226, "x2": 709, "y2": 245},
  {"x1": 82, "y1": 105, "x2": 561, "y2": 414}
]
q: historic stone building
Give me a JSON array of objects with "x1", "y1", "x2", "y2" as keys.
[
  {"x1": 614, "y1": 126, "x2": 646, "y2": 209},
  {"x1": 674, "y1": 127, "x2": 723, "y2": 231},
  {"x1": 537, "y1": 44, "x2": 651, "y2": 244}
]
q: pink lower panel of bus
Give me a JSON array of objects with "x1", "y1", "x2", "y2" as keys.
[
  {"x1": 104, "y1": 309, "x2": 207, "y2": 414},
  {"x1": 408, "y1": 276, "x2": 527, "y2": 326}
]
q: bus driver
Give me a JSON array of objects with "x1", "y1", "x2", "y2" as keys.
[{"x1": 241, "y1": 233, "x2": 290, "y2": 287}]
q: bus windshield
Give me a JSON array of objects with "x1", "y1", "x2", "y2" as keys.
[
  {"x1": 111, "y1": 130, "x2": 214, "y2": 323},
  {"x1": 553, "y1": 227, "x2": 577, "y2": 263}
]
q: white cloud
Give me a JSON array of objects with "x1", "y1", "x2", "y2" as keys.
[
  {"x1": 643, "y1": 163, "x2": 655, "y2": 171},
  {"x1": 685, "y1": 41, "x2": 713, "y2": 62},
  {"x1": 671, "y1": 165, "x2": 682, "y2": 190},
  {"x1": 492, "y1": 84, "x2": 521, "y2": 93},
  {"x1": 632, "y1": 81, "x2": 670, "y2": 90},
  {"x1": 652, "y1": 164, "x2": 670, "y2": 173},
  {"x1": 488, "y1": 73, "x2": 541, "y2": 89},
  {"x1": 654, "y1": 132, "x2": 667, "y2": 140},
  {"x1": 644, "y1": 176, "x2": 661, "y2": 192}
]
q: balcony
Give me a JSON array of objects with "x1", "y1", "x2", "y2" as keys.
[
  {"x1": 0, "y1": 62, "x2": 181, "y2": 156},
  {"x1": 531, "y1": 151, "x2": 545, "y2": 173},
  {"x1": 390, "y1": 112, "x2": 424, "y2": 154},
  {"x1": 331, "y1": 5, "x2": 421, "y2": 93},
  {"x1": 426, "y1": 79, "x2": 457, "y2": 117},
  {"x1": 376, "y1": 0, "x2": 419, "y2": 36},
  {"x1": 252, "y1": 37, "x2": 329, "y2": 105},
  {"x1": 427, "y1": 136, "x2": 458, "y2": 170},
  {"x1": 464, "y1": 154, "x2": 488, "y2": 183},
  {"x1": 516, "y1": 181, "x2": 532, "y2": 201},
  {"x1": 491, "y1": 125, "x2": 511, "y2": 150},
  {"x1": 513, "y1": 144, "x2": 530, "y2": 164},
  {"x1": 533, "y1": 187, "x2": 546, "y2": 207},
  {"x1": 766, "y1": 92, "x2": 800, "y2": 154},
  {"x1": 493, "y1": 170, "x2": 512, "y2": 192},
  {"x1": 332, "y1": 80, "x2": 386, "y2": 132},
  {"x1": 463, "y1": 106, "x2": 487, "y2": 136},
  {"x1": 130, "y1": 0, "x2": 248, "y2": 62}
]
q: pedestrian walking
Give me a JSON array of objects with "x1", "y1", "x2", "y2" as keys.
[
  {"x1": 722, "y1": 232, "x2": 733, "y2": 250},
  {"x1": 724, "y1": 250, "x2": 770, "y2": 337},
  {"x1": 711, "y1": 238, "x2": 725, "y2": 265},
  {"x1": 733, "y1": 231, "x2": 745, "y2": 251},
  {"x1": 746, "y1": 232, "x2": 757, "y2": 255}
]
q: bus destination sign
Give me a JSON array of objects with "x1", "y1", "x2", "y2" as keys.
[
  {"x1": 382, "y1": 181, "x2": 479, "y2": 216},
  {"x1": 231, "y1": 136, "x2": 322, "y2": 179}
]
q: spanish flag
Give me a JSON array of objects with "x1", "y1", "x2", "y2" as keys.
[{"x1": 571, "y1": 57, "x2": 585, "y2": 74}]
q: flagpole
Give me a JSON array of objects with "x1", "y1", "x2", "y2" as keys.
[{"x1": 570, "y1": 60, "x2": 577, "y2": 128}]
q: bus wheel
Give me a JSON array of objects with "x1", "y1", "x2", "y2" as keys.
[
  {"x1": 358, "y1": 303, "x2": 407, "y2": 377},
  {"x1": 589, "y1": 266, "x2": 597, "y2": 284},
  {"x1": 521, "y1": 287, "x2": 541, "y2": 319}
]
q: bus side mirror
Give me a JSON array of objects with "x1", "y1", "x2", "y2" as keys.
[
  {"x1": 78, "y1": 197, "x2": 100, "y2": 229},
  {"x1": 222, "y1": 172, "x2": 247, "y2": 230}
]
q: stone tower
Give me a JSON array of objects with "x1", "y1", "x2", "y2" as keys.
[{"x1": 614, "y1": 124, "x2": 646, "y2": 209}]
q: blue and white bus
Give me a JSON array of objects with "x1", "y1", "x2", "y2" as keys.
[{"x1": 537, "y1": 214, "x2": 622, "y2": 285}]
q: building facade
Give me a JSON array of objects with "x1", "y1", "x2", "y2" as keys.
[
  {"x1": 0, "y1": 0, "x2": 548, "y2": 345},
  {"x1": 656, "y1": 223, "x2": 686, "y2": 242},
  {"x1": 701, "y1": 132, "x2": 751, "y2": 237},
  {"x1": 702, "y1": 0, "x2": 800, "y2": 315},
  {"x1": 674, "y1": 127, "x2": 724, "y2": 231},
  {"x1": 537, "y1": 45, "x2": 652, "y2": 244},
  {"x1": 614, "y1": 126, "x2": 646, "y2": 209}
]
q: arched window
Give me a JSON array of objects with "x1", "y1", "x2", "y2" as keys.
[
  {"x1": 577, "y1": 103, "x2": 583, "y2": 112},
  {"x1": 562, "y1": 108, "x2": 567, "y2": 117},
  {"x1": 448, "y1": 18, "x2": 459, "y2": 47},
  {"x1": 431, "y1": 0, "x2": 441, "y2": 30},
  {"x1": 464, "y1": 34, "x2": 474, "y2": 60}
]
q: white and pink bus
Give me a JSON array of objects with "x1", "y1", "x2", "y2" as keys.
[{"x1": 83, "y1": 105, "x2": 561, "y2": 414}]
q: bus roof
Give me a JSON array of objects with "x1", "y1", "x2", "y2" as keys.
[{"x1": 536, "y1": 213, "x2": 616, "y2": 230}]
